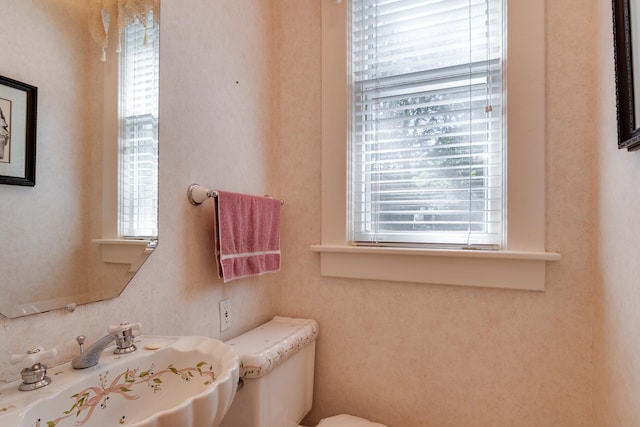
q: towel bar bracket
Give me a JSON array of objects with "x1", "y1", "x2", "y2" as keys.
[{"x1": 187, "y1": 184, "x2": 217, "y2": 205}]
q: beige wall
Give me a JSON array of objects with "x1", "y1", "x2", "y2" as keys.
[
  {"x1": 3, "y1": 0, "x2": 636, "y2": 425},
  {"x1": 274, "y1": 1, "x2": 596, "y2": 425},
  {"x1": 594, "y1": 0, "x2": 640, "y2": 424}
]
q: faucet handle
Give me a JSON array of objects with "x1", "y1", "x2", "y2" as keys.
[
  {"x1": 109, "y1": 322, "x2": 141, "y2": 355},
  {"x1": 108, "y1": 321, "x2": 141, "y2": 335},
  {"x1": 76, "y1": 335, "x2": 86, "y2": 354},
  {"x1": 10, "y1": 347, "x2": 58, "y2": 366},
  {"x1": 11, "y1": 347, "x2": 58, "y2": 391}
]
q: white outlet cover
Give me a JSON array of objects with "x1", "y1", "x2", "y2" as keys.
[{"x1": 219, "y1": 299, "x2": 231, "y2": 332}]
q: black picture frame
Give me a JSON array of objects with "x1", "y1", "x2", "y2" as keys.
[
  {"x1": 613, "y1": 0, "x2": 640, "y2": 150},
  {"x1": 0, "y1": 75, "x2": 37, "y2": 186}
]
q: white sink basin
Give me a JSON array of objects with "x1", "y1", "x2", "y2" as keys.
[{"x1": 0, "y1": 336, "x2": 239, "y2": 427}]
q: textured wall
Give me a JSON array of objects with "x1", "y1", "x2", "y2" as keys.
[
  {"x1": 0, "y1": 0, "x2": 277, "y2": 382},
  {"x1": 271, "y1": 1, "x2": 597, "y2": 425}
]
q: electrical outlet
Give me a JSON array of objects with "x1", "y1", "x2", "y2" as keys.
[{"x1": 219, "y1": 298, "x2": 231, "y2": 332}]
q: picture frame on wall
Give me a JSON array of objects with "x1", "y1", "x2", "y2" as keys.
[
  {"x1": 613, "y1": 0, "x2": 640, "y2": 150},
  {"x1": 0, "y1": 75, "x2": 37, "y2": 186}
]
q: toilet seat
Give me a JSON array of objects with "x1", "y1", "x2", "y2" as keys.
[{"x1": 316, "y1": 414, "x2": 387, "y2": 427}]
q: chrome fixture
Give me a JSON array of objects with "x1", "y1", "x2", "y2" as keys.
[
  {"x1": 112, "y1": 322, "x2": 138, "y2": 355},
  {"x1": 72, "y1": 322, "x2": 141, "y2": 369},
  {"x1": 10, "y1": 347, "x2": 58, "y2": 391},
  {"x1": 19, "y1": 362, "x2": 51, "y2": 391}
]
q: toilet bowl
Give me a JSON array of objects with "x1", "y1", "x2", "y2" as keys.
[{"x1": 219, "y1": 316, "x2": 386, "y2": 427}]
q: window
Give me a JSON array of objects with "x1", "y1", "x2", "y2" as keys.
[
  {"x1": 119, "y1": 15, "x2": 159, "y2": 239},
  {"x1": 350, "y1": 0, "x2": 503, "y2": 248},
  {"x1": 312, "y1": 0, "x2": 559, "y2": 290}
]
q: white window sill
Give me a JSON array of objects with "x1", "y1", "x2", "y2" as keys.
[
  {"x1": 92, "y1": 239, "x2": 153, "y2": 272},
  {"x1": 310, "y1": 245, "x2": 560, "y2": 291}
]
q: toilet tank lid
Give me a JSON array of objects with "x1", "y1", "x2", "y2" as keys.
[{"x1": 225, "y1": 316, "x2": 319, "y2": 379}]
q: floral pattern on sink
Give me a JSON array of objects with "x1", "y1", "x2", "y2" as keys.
[{"x1": 39, "y1": 362, "x2": 217, "y2": 427}]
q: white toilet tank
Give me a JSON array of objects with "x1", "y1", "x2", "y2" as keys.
[{"x1": 220, "y1": 316, "x2": 319, "y2": 427}]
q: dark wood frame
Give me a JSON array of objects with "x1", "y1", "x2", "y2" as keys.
[
  {"x1": 613, "y1": 0, "x2": 640, "y2": 150},
  {"x1": 0, "y1": 75, "x2": 37, "y2": 186}
]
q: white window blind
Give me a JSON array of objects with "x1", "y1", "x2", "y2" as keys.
[
  {"x1": 119, "y1": 14, "x2": 159, "y2": 239},
  {"x1": 349, "y1": 0, "x2": 504, "y2": 248}
]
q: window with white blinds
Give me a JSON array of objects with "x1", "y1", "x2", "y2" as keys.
[
  {"x1": 349, "y1": 0, "x2": 504, "y2": 248},
  {"x1": 119, "y1": 14, "x2": 159, "y2": 239}
]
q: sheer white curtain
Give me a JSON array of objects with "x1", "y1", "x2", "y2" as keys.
[{"x1": 89, "y1": 0, "x2": 160, "y2": 61}]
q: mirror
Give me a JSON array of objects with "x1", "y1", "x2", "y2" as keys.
[
  {"x1": 614, "y1": 0, "x2": 640, "y2": 150},
  {"x1": 0, "y1": 0, "x2": 159, "y2": 318}
]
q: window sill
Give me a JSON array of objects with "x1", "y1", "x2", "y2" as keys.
[
  {"x1": 92, "y1": 239, "x2": 153, "y2": 272},
  {"x1": 310, "y1": 244, "x2": 560, "y2": 291}
]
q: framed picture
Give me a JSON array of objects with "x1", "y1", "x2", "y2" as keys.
[
  {"x1": 0, "y1": 75, "x2": 37, "y2": 186},
  {"x1": 613, "y1": 0, "x2": 640, "y2": 150}
]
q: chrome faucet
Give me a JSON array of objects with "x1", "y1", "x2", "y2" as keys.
[
  {"x1": 71, "y1": 334, "x2": 116, "y2": 369},
  {"x1": 72, "y1": 322, "x2": 141, "y2": 369}
]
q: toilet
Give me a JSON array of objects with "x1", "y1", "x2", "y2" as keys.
[{"x1": 219, "y1": 316, "x2": 385, "y2": 427}]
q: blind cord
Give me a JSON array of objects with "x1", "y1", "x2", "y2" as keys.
[
  {"x1": 466, "y1": 0, "x2": 473, "y2": 246},
  {"x1": 486, "y1": 0, "x2": 493, "y2": 113}
]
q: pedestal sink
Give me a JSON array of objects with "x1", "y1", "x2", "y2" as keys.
[{"x1": 0, "y1": 336, "x2": 239, "y2": 427}]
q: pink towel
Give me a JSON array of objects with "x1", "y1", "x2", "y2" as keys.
[{"x1": 214, "y1": 191, "x2": 281, "y2": 283}]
